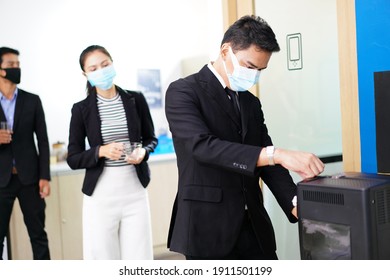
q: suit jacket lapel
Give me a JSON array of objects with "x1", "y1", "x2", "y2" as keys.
[
  {"x1": 13, "y1": 89, "x2": 25, "y2": 132},
  {"x1": 85, "y1": 93, "x2": 104, "y2": 145},
  {"x1": 198, "y1": 66, "x2": 242, "y2": 129},
  {"x1": 118, "y1": 88, "x2": 138, "y2": 142}
]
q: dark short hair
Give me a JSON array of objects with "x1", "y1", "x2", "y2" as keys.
[
  {"x1": 79, "y1": 45, "x2": 113, "y2": 71},
  {"x1": 0, "y1": 47, "x2": 20, "y2": 66},
  {"x1": 221, "y1": 15, "x2": 280, "y2": 53}
]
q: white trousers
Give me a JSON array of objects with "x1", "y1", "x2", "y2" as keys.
[{"x1": 83, "y1": 165, "x2": 153, "y2": 260}]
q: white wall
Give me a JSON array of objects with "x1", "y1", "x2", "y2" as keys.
[
  {"x1": 255, "y1": 0, "x2": 342, "y2": 157},
  {"x1": 255, "y1": 0, "x2": 342, "y2": 259},
  {"x1": 0, "y1": 0, "x2": 223, "y2": 147}
]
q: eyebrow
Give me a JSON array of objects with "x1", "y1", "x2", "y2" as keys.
[
  {"x1": 3, "y1": 60, "x2": 19, "y2": 64},
  {"x1": 86, "y1": 59, "x2": 110, "y2": 68},
  {"x1": 246, "y1": 60, "x2": 266, "y2": 71}
]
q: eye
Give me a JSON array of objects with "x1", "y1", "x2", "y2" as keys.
[
  {"x1": 87, "y1": 67, "x2": 97, "y2": 72},
  {"x1": 246, "y1": 65, "x2": 262, "y2": 72},
  {"x1": 102, "y1": 61, "x2": 112, "y2": 68},
  {"x1": 246, "y1": 66, "x2": 259, "y2": 72},
  {"x1": 5, "y1": 62, "x2": 15, "y2": 67}
]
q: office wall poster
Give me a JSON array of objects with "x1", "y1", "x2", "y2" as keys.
[
  {"x1": 137, "y1": 69, "x2": 162, "y2": 109},
  {"x1": 137, "y1": 69, "x2": 175, "y2": 157}
]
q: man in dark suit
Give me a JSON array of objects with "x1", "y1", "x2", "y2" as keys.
[
  {"x1": 0, "y1": 47, "x2": 51, "y2": 260},
  {"x1": 165, "y1": 15, "x2": 325, "y2": 260}
]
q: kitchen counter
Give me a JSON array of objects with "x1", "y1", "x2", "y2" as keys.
[{"x1": 50, "y1": 153, "x2": 176, "y2": 176}]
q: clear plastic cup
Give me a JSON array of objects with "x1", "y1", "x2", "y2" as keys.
[
  {"x1": 0, "y1": 121, "x2": 11, "y2": 132},
  {"x1": 123, "y1": 142, "x2": 142, "y2": 160}
]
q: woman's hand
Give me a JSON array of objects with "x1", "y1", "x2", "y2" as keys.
[
  {"x1": 99, "y1": 142, "x2": 124, "y2": 160},
  {"x1": 125, "y1": 147, "x2": 146, "y2": 165}
]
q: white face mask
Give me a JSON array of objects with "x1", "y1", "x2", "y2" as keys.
[{"x1": 223, "y1": 47, "x2": 260, "y2": 92}]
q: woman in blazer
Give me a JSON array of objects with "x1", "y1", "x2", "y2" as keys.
[{"x1": 67, "y1": 45, "x2": 157, "y2": 260}]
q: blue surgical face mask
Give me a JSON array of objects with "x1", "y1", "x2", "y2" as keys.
[
  {"x1": 87, "y1": 64, "x2": 116, "y2": 90},
  {"x1": 223, "y1": 47, "x2": 260, "y2": 92}
]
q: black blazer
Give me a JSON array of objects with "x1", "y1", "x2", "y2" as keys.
[
  {"x1": 67, "y1": 86, "x2": 157, "y2": 196},
  {"x1": 165, "y1": 65, "x2": 297, "y2": 258},
  {"x1": 0, "y1": 89, "x2": 50, "y2": 188}
]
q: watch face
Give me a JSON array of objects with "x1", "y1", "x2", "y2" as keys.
[{"x1": 267, "y1": 146, "x2": 274, "y2": 155}]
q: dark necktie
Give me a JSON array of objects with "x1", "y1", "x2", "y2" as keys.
[{"x1": 225, "y1": 88, "x2": 241, "y2": 120}]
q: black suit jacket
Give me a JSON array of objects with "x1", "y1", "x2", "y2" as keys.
[
  {"x1": 165, "y1": 65, "x2": 297, "y2": 258},
  {"x1": 67, "y1": 86, "x2": 157, "y2": 196},
  {"x1": 0, "y1": 89, "x2": 50, "y2": 188}
]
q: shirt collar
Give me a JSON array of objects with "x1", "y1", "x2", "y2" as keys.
[
  {"x1": 207, "y1": 62, "x2": 227, "y2": 89},
  {"x1": 0, "y1": 88, "x2": 18, "y2": 101}
]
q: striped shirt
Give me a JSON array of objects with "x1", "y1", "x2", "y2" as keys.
[{"x1": 97, "y1": 93, "x2": 130, "y2": 167}]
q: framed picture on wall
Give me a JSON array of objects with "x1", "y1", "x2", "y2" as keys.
[{"x1": 137, "y1": 69, "x2": 162, "y2": 109}]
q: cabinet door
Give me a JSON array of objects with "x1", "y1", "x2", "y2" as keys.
[
  {"x1": 44, "y1": 176, "x2": 63, "y2": 259},
  {"x1": 147, "y1": 161, "x2": 178, "y2": 256},
  {"x1": 57, "y1": 172, "x2": 84, "y2": 260}
]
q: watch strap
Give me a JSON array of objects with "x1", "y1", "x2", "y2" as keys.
[{"x1": 266, "y1": 146, "x2": 275, "y2": 166}]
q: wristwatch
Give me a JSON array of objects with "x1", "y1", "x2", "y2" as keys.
[{"x1": 266, "y1": 146, "x2": 275, "y2": 166}]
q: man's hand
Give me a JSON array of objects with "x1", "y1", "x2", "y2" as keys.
[
  {"x1": 0, "y1": 129, "x2": 12, "y2": 144},
  {"x1": 258, "y1": 147, "x2": 324, "y2": 179},
  {"x1": 39, "y1": 179, "x2": 50, "y2": 198},
  {"x1": 291, "y1": 206, "x2": 298, "y2": 219},
  {"x1": 274, "y1": 148, "x2": 325, "y2": 179}
]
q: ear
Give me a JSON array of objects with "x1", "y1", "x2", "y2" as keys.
[
  {"x1": 0, "y1": 69, "x2": 5, "y2": 78},
  {"x1": 82, "y1": 71, "x2": 87, "y2": 78},
  {"x1": 220, "y1": 43, "x2": 231, "y2": 60}
]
